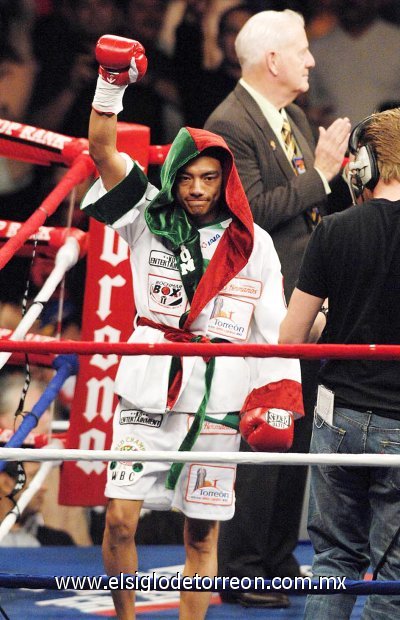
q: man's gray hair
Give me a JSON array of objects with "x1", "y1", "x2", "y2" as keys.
[{"x1": 235, "y1": 10, "x2": 305, "y2": 71}]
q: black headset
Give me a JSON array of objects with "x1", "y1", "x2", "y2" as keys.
[{"x1": 347, "y1": 114, "x2": 380, "y2": 199}]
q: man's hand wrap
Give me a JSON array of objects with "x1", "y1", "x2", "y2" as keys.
[
  {"x1": 239, "y1": 407, "x2": 294, "y2": 452},
  {"x1": 92, "y1": 34, "x2": 147, "y2": 115}
]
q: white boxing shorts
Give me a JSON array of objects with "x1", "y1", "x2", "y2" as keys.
[{"x1": 105, "y1": 398, "x2": 241, "y2": 520}]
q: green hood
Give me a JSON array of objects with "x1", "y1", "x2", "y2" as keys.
[{"x1": 144, "y1": 126, "x2": 254, "y2": 329}]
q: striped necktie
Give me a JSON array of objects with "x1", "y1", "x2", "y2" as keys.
[
  {"x1": 281, "y1": 116, "x2": 321, "y2": 225},
  {"x1": 281, "y1": 117, "x2": 298, "y2": 167}
]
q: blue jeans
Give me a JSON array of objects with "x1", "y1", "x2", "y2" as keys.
[{"x1": 304, "y1": 407, "x2": 400, "y2": 620}]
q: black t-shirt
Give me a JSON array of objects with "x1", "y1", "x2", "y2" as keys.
[{"x1": 297, "y1": 198, "x2": 400, "y2": 417}]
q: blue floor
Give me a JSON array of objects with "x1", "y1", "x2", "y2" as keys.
[{"x1": 0, "y1": 543, "x2": 368, "y2": 618}]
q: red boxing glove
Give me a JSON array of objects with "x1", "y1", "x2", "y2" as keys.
[
  {"x1": 95, "y1": 34, "x2": 147, "y2": 85},
  {"x1": 239, "y1": 408, "x2": 294, "y2": 452}
]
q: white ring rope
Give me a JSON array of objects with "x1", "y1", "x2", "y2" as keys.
[
  {"x1": 1, "y1": 447, "x2": 400, "y2": 468},
  {"x1": 50, "y1": 420, "x2": 69, "y2": 432},
  {"x1": 0, "y1": 237, "x2": 80, "y2": 371}
]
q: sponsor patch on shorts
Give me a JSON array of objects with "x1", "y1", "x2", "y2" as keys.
[
  {"x1": 108, "y1": 436, "x2": 146, "y2": 486},
  {"x1": 185, "y1": 464, "x2": 235, "y2": 506},
  {"x1": 119, "y1": 409, "x2": 163, "y2": 428}
]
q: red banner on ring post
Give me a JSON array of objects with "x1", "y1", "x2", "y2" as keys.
[{"x1": 59, "y1": 123, "x2": 151, "y2": 506}]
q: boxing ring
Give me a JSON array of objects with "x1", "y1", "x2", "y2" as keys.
[{"x1": 0, "y1": 119, "x2": 399, "y2": 619}]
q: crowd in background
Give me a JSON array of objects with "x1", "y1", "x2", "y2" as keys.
[{"x1": 1, "y1": 0, "x2": 400, "y2": 547}]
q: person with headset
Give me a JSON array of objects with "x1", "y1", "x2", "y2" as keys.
[{"x1": 279, "y1": 107, "x2": 400, "y2": 619}]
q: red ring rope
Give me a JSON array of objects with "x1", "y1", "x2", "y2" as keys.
[
  {"x1": 0, "y1": 340, "x2": 398, "y2": 359},
  {"x1": 0, "y1": 154, "x2": 94, "y2": 270}
]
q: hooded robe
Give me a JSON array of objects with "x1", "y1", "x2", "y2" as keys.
[{"x1": 82, "y1": 127, "x2": 303, "y2": 425}]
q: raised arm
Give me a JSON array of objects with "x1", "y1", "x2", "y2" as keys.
[{"x1": 89, "y1": 35, "x2": 147, "y2": 191}]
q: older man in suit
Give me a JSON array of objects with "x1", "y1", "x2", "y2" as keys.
[{"x1": 205, "y1": 9, "x2": 351, "y2": 608}]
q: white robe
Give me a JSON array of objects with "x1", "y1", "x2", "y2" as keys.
[{"x1": 82, "y1": 156, "x2": 301, "y2": 416}]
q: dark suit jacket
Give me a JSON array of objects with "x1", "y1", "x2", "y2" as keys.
[{"x1": 205, "y1": 82, "x2": 350, "y2": 299}]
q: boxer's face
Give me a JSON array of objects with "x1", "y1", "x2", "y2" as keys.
[{"x1": 175, "y1": 156, "x2": 223, "y2": 226}]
